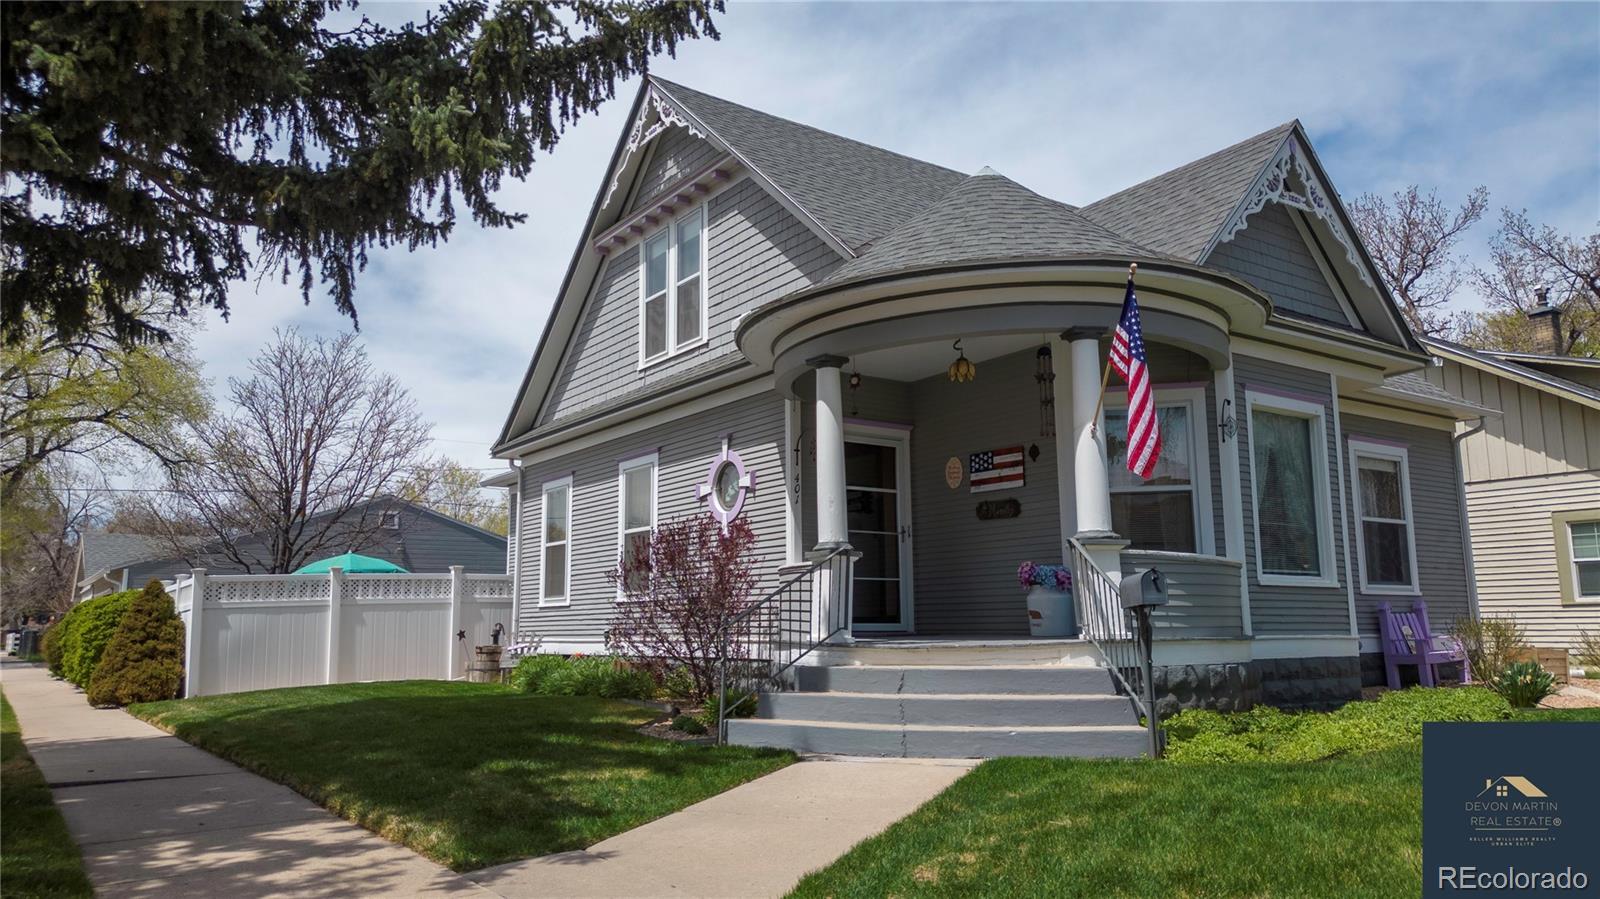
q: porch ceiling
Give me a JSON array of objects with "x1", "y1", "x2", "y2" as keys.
[{"x1": 852, "y1": 334, "x2": 1042, "y2": 382}]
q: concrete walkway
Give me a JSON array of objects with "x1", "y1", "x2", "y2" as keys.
[
  {"x1": 469, "y1": 756, "x2": 975, "y2": 898},
  {"x1": 1, "y1": 660, "x2": 491, "y2": 898}
]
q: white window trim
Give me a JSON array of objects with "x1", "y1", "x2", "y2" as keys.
[
  {"x1": 1245, "y1": 390, "x2": 1339, "y2": 589},
  {"x1": 1566, "y1": 518, "x2": 1600, "y2": 603},
  {"x1": 1347, "y1": 439, "x2": 1421, "y2": 596},
  {"x1": 616, "y1": 452, "x2": 659, "y2": 601},
  {"x1": 1100, "y1": 386, "x2": 1216, "y2": 556},
  {"x1": 637, "y1": 204, "x2": 709, "y2": 369},
  {"x1": 538, "y1": 476, "x2": 574, "y2": 608}
]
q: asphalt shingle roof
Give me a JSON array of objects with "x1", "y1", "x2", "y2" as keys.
[
  {"x1": 1079, "y1": 122, "x2": 1298, "y2": 262},
  {"x1": 1378, "y1": 371, "x2": 1476, "y2": 407},
  {"x1": 79, "y1": 532, "x2": 167, "y2": 579},
  {"x1": 817, "y1": 169, "x2": 1160, "y2": 287},
  {"x1": 650, "y1": 78, "x2": 968, "y2": 253},
  {"x1": 1426, "y1": 338, "x2": 1600, "y2": 404}
]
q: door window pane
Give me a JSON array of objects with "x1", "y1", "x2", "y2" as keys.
[
  {"x1": 1253, "y1": 410, "x2": 1321, "y2": 577},
  {"x1": 844, "y1": 442, "x2": 896, "y2": 489},
  {"x1": 852, "y1": 579, "x2": 901, "y2": 625},
  {"x1": 849, "y1": 532, "x2": 900, "y2": 580},
  {"x1": 846, "y1": 489, "x2": 897, "y2": 532}
]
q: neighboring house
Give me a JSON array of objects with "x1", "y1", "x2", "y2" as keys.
[
  {"x1": 73, "y1": 497, "x2": 507, "y2": 601},
  {"x1": 488, "y1": 79, "x2": 1487, "y2": 753},
  {"x1": 1421, "y1": 330, "x2": 1600, "y2": 657}
]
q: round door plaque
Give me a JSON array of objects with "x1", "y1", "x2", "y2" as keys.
[{"x1": 944, "y1": 456, "x2": 963, "y2": 490}]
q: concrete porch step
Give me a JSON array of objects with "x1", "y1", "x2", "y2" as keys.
[
  {"x1": 758, "y1": 691, "x2": 1136, "y2": 727},
  {"x1": 726, "y1": 719, "x2": 1148, "y2": 759},
  {"x1": 796, "y1": 664, "x2": 1118, "y2": 696}
]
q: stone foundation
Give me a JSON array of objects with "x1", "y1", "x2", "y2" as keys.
[
  {"x1": 1147, "y1": 663, "x2": 1262, "y2": 719},
  {"x1": 1255, "y1": 656, "x2": 1362, "y2": 710},
  {"x1": 1133, "y1": 655, "x2": 1363, "y2": 717}
]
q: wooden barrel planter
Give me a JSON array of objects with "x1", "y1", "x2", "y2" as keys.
[{"x1": 469, "y1": 645, "x2": 505, "y2": 683}]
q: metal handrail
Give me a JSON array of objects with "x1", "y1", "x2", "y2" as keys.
[
  {"x1": 715, "y1": 547, "x2": 855, "y2": 743},
  {"x1": 1066, "y1": 537, "x2": 1149, "y2": 722}
]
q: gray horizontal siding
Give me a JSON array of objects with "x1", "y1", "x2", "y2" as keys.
[
  {"x1": 1123, "y1": 551, "x2": 1245, "y2": 639},
  {"x1": 1234, "y1": 355, "x2": 1352, "y2": 635},
  {"x1": 1209, "y1": 201, "x2": 1350, "y2": 326},
  {"x1": 515, "y1": 390, "x2": 790, "y2": 642},
  {"x1": 1340, "y1": 415, "x2": 1471, "y2": 639},
  {"x1": 541, "y1": 177, "x2": 842, "y2": 425},
  {"x1": 627, "y1": 126, "x2": 724, "y2": 214}
]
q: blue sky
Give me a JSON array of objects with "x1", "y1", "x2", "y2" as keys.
[{"x1": 189, "y1": 1, "x2": 1600, "y2": 474}]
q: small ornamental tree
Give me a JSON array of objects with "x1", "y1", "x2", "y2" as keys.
[
  {"x1": 86, "y1": 581, "x2": 185, "y2": 707},
  {"x1": 605, "y1": 514, "x2": 758, "y2": 703}
]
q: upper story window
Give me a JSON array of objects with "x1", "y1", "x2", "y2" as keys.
[
  {"x1": 1348, "y1": 440, "x2": 1418, "y2": 594},
  {"x1": 640, "y1": 206, "x2": 706, "y2": 365},
  {"x1": 1246, "y1": 391, "x2": 1337, "y2": 588},
  {"x1": 1104, "y1": 387, "x2": 1214, "y2": 555},
  {"x1": 381, "y1": 511, "x2": 401, "y2": 529}
]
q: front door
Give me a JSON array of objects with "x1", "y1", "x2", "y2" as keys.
[{"x1": 844, "y1": 430, "x2": 913, "y2": 632}]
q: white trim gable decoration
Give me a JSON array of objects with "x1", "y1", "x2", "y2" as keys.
[{"x1": 603, "y1": 86, "x2": 714, "y2": 210}]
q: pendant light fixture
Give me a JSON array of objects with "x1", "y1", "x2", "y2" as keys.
[{"x1": 948, "y1": 339, "x2": 976, "y2": 383}]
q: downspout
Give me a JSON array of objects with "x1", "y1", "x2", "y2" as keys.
[{"x1": 1452, "y1": 418, "x2": 1487, "y2": 619}]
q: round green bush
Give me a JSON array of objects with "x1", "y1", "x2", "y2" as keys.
[
  {"x1": 86, "y1": 581, "x2": 185, "y2": 707},
  {"x1": 40, "y1": 589, "x2": 139, "y2": 686}
]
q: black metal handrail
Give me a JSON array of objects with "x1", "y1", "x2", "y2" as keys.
[
  {"x1": 715, "y1": 547, "x2": 856, "y2": 743},
  {"x1": 1066, "y1": 537, "x2": 1149, "y2": 723}
]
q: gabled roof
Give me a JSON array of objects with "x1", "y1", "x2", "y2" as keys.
[
  {"x1": 649, "y1": 79, "x2": 967, "y2": 254},
  {"x1": 818, "y1": 168, "x2": 1163, "y2": 287},
  {"x1": 1425, "y1": 337, "x2": 1600, "y2": 410},
  {"x1": 1079, "y1": 122, "x2": 1298, "y2": 261},
  {"x1": 77, "y1": 532, "x2": 167, "y2": 582}
]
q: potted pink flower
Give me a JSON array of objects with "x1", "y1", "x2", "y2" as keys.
[{"x1": 1017, "y1": 562, "x2": 1075, "y2": 637}]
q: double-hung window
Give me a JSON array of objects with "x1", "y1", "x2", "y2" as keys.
[
  {"x1": 1246, "y1": 391, "x2": 1336, "y2": 586},
  {"x1": 1568, "y1": 519, "x2": 1600, "y2": 600},
  {"x1": 540, "y1": 477, "x2": 572, "y2": 606},
  {"x1": 640, "y1": 206, "x2": 706, "y2": 365},
  {"x1": 1104, "y1": 388, "x2": 1213, "y2": 554},
  {"x1": 1348, "y1": 440, "x2": 1419, "y2": 593},
  {"x1": 618, "y1": 454, "x2": 657, "y2": 597}
]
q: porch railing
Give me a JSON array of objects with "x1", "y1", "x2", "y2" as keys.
[
  {"x1": 715, "y1": 547, "x2": 857, "y2": 743},
  {"x1": 1066, "y1": 537, "x2": 1149, "y2": 725}
]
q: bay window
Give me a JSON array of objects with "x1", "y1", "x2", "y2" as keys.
[
  {"x1": 639, "y1": 205, "x2": 706, "y2": 365},
  {"x1": 1104, "y1": 389, "x2": 1213, "y2": 554},
  {"x1": 1348, "y1": 440, "x2": 1419, "y2": 593},
  {"x1": 1246, "y1": 392, "x2": 1336, "y2": 586}
]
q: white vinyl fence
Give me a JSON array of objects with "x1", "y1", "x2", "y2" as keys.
[{"x1": 169, "y1": 567, "x2": 513, "y2": 697}]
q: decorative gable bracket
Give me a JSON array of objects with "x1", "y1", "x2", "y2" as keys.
[
  {"x1": 1216, "y1": 137, "x2": 1374, "y2": 289},
  {"x1": 601, "y1": 86, "x2": 716, "y2": 211}
]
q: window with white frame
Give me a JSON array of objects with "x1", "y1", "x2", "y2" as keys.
[
  {"x1": 618, "y1": 454, "x2": 657, "y2": 596},
  {"x1": 1246, "y1": 392, "x2": 1335, "y2": 585},
  {"x1": 640, "y1": 205, "x2": 705, "y2": 364},
  {"x1": 540, "y1": 478, "x2": 572, "y2": 605},
  {"x1": 1571, "y1": 520, "x2": 1600, "y2": 599},
  {"x1": 1104, "y1": 390, "x2": 1212, "y2": 554},
  {"x1": 1348, "y1": 440, "x2": 1418, "y2": 593}
]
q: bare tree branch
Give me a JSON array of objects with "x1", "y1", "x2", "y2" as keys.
[{"x1": 1348, "y1": 185, "x2": 1488, "y2": 336}]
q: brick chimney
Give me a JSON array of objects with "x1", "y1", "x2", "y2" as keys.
[{"x1": 1527, "y1": 286, "x2": 1563, "y2": 356}]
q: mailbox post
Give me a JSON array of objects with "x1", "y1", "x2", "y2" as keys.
[{"x1": 1119, "y1": 568, "x2": 1168, "y2": 758}]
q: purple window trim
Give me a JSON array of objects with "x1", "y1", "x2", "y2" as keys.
[
  {"x1": 843, "y1": 417, "x2": 914, "y2": 431},
  {"x1": 1244, "y1": 384, "x2": 1327, "y2": 408},
  {"x1": 1150, "y1": 381, "x2": 1211, "y2": 391},
  {"x1": 1346, "y1": 435, "x2": 1409, "y2": 450},
  {"x1": 616, "y1": 447, "x2": 662, "y2": 467},
  {"x1": 696, "y1": 444, "x2": 754, "y2": 529}
]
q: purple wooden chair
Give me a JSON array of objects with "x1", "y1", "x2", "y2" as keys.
[{"x1": 1377, "y1": 599, "x2": 1472, "y2": 689}]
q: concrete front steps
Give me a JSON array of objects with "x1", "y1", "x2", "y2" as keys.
[{"x1": 726, "y1": 664, "x2": 1147, "y2": 759}]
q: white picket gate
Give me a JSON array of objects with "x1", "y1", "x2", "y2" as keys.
[{"x1": 169, "y1": 567, "x2": 514, "y2": 697}]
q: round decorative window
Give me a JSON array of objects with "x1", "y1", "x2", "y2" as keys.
[
  {"x1": 713, "y1": 461, "x2": 741, "y2": 512},
  {"x1": 696, "y1": 439, "x2": 753, "y2": 529}
]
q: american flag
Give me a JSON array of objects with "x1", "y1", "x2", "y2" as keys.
[
  {"x1": 1109, "y1": 275, "x2": 1162, "y2": 479},
  {"x1": 969, "y1": 446, "x2": 1025, "y2": 493}
]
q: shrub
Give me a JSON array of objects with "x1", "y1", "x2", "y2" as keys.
[
  {"x1": 1451, "y1": 615, "x2": 1528, "y2": 685},
  {"x1": 510, "y1": 654, "x2": 656, "y2": 699},
  {"x1": 1575, "y1": 629, "x2": 1600, "y2": 673},
  {"x1": 700, "y1": 687, "x2": 757, "y2": 727},
  {"x1": 1165, "y1": 686, "x2": 1511, "y2": 763},
  {"x1": 670, "y1": 714, "x2": 707, "y2": 735},
  {"x1": 40, "y1": 621, "x2": 66, "y2": 677},
  {"x1": 86, "y1": 581, "x2": 185, "y2": 707},
  {"x1": 604, "y1": 514, "x2": 760, "y2": 703},
  {"x1": 660, "y1": 665, "x2": 697, "y2": 701},
  {"x1": 1489, "y1": 661, "x2": 1556, "y2": 709},
  {"x1": 40, "y1": 590, "x2": 138, "y2": 686},
  {"x1": 510, "y1": 654, "x2": 570, "y2": 694}
]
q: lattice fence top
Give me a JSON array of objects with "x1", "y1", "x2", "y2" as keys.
[
  {"x1": 344, "y1": 574, "x2": 452, "y2": 603},
  {"x1": 209, "y1": 576, "x2": 329, "y2": 604},
  {"x1": 466, "y1": 577, "x2": 513, "y2": 600}
]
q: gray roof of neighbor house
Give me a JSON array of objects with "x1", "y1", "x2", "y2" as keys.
[
  {"x1": 1426, "y1": 337, "x2": 1600, "y2": 406},
  {"x1": 651, "y1": 78, "x2": 968, "y2": 254},
  {"x1": 819, "y1": 169, "x2": 1164, "y2": 287},
  {"x1": 78, "y1": 532, "x2": 168, "y2": 582},
  {"x1": 1078, "y1": 122, "x2": 1298, "y2": 262}
]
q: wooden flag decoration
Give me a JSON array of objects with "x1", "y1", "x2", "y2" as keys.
[{"x1": 969, "y1": 446, "x2": 1024, "y2": 493}]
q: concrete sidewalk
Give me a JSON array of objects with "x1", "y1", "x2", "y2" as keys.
[
  {"x1": 469, "y1": 756, "x2": 975, "y2": 898},
  {"x1": 1, "y1": 660, "x2": 490, "y2": 898}
]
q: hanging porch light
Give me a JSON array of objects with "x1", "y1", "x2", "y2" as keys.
[
  {"x1": 1035, "y1": 344, "x2": 1055, "y2": 436},
  {"x1": 948, "y1": 339, "x2": 976, "y2": 383}
]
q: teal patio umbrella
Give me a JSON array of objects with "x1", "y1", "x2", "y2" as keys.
[{"x1": 293, "y1": 552, "x2": 408, "y2": 575}]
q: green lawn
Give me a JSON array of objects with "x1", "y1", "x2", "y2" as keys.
[
  {"x1": 129, "y1": 680, "x2": 792, "y2": 870},
  {"x1": 1, "y1": 691, "x2": 94, "y2": 899},
  {"x1": 790, "y1": 705, "x2": 1600, "y2": 899}
]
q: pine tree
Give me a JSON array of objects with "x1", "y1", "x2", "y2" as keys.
[{"x1": 86, "y1": 580, "x2": 186, "y2": 707}]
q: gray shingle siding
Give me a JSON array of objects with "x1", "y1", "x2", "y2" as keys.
[
  {"x1": 540, "y1": 176, "x2": 842, "y2": 425},
  {"x1": 626, "y1": 126, "x2": 724, "y2": 213},
  {"x1": 1233, "y1": 355, "x2": 1353, "y2": 635},
  {"x1": 1339, "y1": 415, "x2": 1471, "y2": 637},
  {"x1": 1207, "y1": 202, "x2": 1351, "y2": 326},
  {"x1": 514, "y1": 390, "x2": 790, "y2": 643}
]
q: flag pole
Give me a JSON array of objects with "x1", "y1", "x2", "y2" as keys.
[{"x1": 1090, "y1": 262, "x2": 1136, "y2": 438}]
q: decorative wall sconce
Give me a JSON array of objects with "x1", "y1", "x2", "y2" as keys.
[
  {"x1": 848, "y1": 362, "x2": 862, "y2": 416},
  {"x1": 948, "y1": 339, "x2": 976, "y2": 383},
  {"x1": 1218, "y1": 398, "x2": 1237, "y2": 443},
  {"x1": 1035, "y1": 344, "x2": 1055, "y2": 437}
]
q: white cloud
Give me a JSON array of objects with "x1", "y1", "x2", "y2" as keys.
[{"x1": 187, "y1": 1, "x2": 1600, "y2": 472}]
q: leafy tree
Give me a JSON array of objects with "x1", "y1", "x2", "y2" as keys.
[
  {"x1": 86, "y1": 581, "x2": 185, "y2": 707},
  {"x1": 399, "y1": 457, "x2": 508, "y2": 534},
  {"x1": 3, "y1": 1, "x2": 723, "y2": 345},
  {"x1": 1347, "y1": 185, "x2": 1488, "y2": 336},
  {"x1": 1470, "y1": 208, "x2": 1599, "y2": 354}
]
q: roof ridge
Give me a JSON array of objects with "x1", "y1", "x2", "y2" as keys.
[{"x1": 1082, "y1": 119, "x2": 1298, "y2": 211}]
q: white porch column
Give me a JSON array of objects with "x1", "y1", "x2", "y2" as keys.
[
  {"x1": 1065, "y1": 328, "x2": 1126, "y2": 579},
  {"x1": 809, "y1": 355, "x2": 850, "y2": 549},
  {"x1": 1213, "y1": 358, "x2": 1252, "y2": 636}
]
